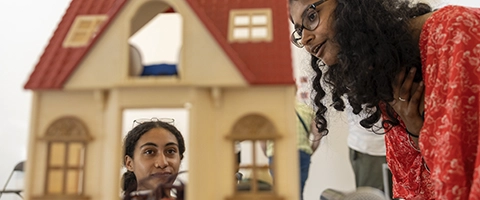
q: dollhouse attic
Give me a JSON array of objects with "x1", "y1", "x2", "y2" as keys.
[{"x1": 24, "y1": 0, "x2": 297, "y2": 199}]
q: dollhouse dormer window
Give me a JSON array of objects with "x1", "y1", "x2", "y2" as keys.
[
  {"x1": 128, "y1": 3, "x2": 182, "y2": 79},
  {"x1": 63, "y1": 15, "x2": 108, "y2": 48},
  {"x1": 228, "y1": 9, "x2": 273, "y2": 42},
  {"x1": 39, "y1": 116, "x2": 92, "y2": 199}
]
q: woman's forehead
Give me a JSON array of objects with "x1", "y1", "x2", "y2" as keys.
[
  {"x1": 289, "y1": 0, "x2": 318, "y2": 23},
  {"x1": 137, "y1": 128, "x2": 177, "y2": 146}
]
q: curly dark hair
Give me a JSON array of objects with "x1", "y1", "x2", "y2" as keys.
[
  {"x1": 122, "y1": 121, "x2": 186, "y2": 192},
  {"x1": 290, "y1": 0, "x2": 431, "y2": 134}
]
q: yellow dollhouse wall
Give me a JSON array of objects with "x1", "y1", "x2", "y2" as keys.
[
  {"x1": 187, "y1": 87, "x2": 298, "y2": 199},
  {"x1": 26, "y1": 87, "x2": 298, "y2": 200},
  {"x1": 113, "y1": 86, "x2": 299, "y2": 199},
  {"x1": 26, "y1": 91, "x2": 113, "y2": 199}
]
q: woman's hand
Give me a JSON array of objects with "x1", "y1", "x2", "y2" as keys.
[{"x1": 389, "y1": 67, "x2": 425, "y2": 136}]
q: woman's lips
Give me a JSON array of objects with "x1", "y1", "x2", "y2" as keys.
[
  {"x1": 150, "y1": 172, "x2": 173, "y2": 179},
  {"x1": 314, "y1": 41, "x2": 326, "y2": 58}
]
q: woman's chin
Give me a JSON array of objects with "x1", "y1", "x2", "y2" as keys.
[
  {"x1": 137, "y1": 178, "x2": 170, "y2": 190},
  {"x1": 319, "y1": 56, "x2": 337, "y2": 67},
  {"x1": 152, "y1": 176, "x2": 171, "y2": 185},
  {"x1": 316, "y1": 47, "x2": 339, "y2": 67}
]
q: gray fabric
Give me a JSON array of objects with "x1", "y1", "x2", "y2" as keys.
[{"x1": 349, "y1": 148, "x2": 389, "y2": 192}]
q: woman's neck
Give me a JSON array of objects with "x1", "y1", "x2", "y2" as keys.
[{"x1": 409, "y1": 12, "x2": 434, "y2": 45}]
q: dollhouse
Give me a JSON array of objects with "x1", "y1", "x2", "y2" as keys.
[{"x1": 24, "y1": 0, "x2": 297, "y2": 199}]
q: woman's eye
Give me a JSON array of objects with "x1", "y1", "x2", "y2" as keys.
[
  {"x1": 144, "y1": 149, "x2": 155, "y2": 155},
  {"x1": 166, "y1": 148, "x2": 177, "y2": 155},
  {"x1": 307, "y1": 11, "x2": 317, "y2": 22}
]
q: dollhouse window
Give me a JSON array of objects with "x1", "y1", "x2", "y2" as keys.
[
  {"x1": 129, "y1": 4, "x2": 182, "y2": 78},
  {"x1": 63, "y1": 15, "x2": 108, "y2": 48},
  {"x1": 228, "y1": 9, "x2": 273, "y2": 42},
  {"x1": 226, "y1": 114, "x2": 282, "y2": 200},
  {"x1": 41, "y1": 117, "x2": 91, "y2": 197}
]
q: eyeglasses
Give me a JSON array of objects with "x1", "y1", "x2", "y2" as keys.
[
  {"x1": 291, "y1": 0, "x2": 328, "y2": 48},
  {"x1": 132, "y1": 117, "x2": 175, "y2": 128}
]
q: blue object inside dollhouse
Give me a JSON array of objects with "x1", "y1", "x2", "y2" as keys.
[{"x1": 142, "y1": 63, "x2": 177, "y2": 76}]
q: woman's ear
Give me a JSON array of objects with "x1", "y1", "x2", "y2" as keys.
[{"x1": 125, "y1": 155, "x2": 134, "y2": 171}]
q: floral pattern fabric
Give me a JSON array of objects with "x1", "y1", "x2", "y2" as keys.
[
  {"x1": 385, "y1": 120, "x2": 433, "y2": 199},
  {"x1": 386, "y1": 5, "x2": 480, "y2": 199},
  {"x1": 420, "y1": 5, "x2": 480, "y2": 199}
]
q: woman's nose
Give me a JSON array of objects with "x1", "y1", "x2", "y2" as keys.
[
  {"x1": 300, "y1": 29, "x2": 315, "y2": 48},
  {"x1": 155, "y1": 154, "x2": 168, "y2": 168}
]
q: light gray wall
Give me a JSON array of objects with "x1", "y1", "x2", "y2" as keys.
[
  {"x1": 0, "y1": 1, "x2": 479, "y2": 200},
  {"x1": 0, "y1": 1, "x2": 71, "y2": 200}
]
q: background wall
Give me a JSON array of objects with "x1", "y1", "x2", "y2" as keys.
[
  {"x1": 0, "y1": 0, "x2": 479, "y2": 200},
  {"x1": 0, "y1": 1, "x2": 71, "y2": 200}
]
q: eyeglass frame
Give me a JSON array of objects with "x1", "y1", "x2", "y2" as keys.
[
  {"x1": 290, "y1": 0, "x2": 328, "y2": 48},
  {"x1": 132, "y1": 117, "x2": 175, "y2": 128}
]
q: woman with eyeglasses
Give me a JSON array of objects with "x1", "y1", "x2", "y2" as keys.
[
  {"x1": 289, "y1": 0, "x2": 480, "y2": 199},
  {"x1": 122, "y1": 120, "x2": 186, "y2": 200}
]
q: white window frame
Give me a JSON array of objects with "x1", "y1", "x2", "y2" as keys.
[{"x1": 228, "y1": 9, "x2": 273, "y2": 42}]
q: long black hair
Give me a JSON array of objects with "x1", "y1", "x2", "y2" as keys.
[
  {"x1": 292, "y1": 0, "x2": 431, "y2": 134},
  {"x1": 122, "y1": 121, "x2": 185, "y2": 192}
]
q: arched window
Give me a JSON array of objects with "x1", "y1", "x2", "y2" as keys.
[
  {"x1": 226, "y1": 113, "x2": 282, "y2": 200},
  {"x1": 42, "y1": 116, "x2": 91, "y2": 197},
  {"x1": 129, "y1": 2, "x2": 183, "y2": 78}
]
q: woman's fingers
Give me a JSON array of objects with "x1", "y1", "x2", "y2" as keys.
[
  {"x1": 404, "y1": 81, "x2": 424, "y2": 134},
  {"x1": 392, "y1": 68, "x2": 407, "y2": 97},
  {"x1": 408, "y1": 81, "x2": 424, "y2": 110},
  {"x1": 398, "y1": 68, "x2": 416, "y2": 102},
  {"x1": 389, "y1": 68, "x2": 406, "y2": 105},
  {"x1": 389, "y1": 67, "x2": 424, "y2": 135}
]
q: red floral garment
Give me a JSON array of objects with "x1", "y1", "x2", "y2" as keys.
[
  {"x1": 385, "y1": 118, "x2": 433, "y2": 199},
  {"x1": 385, "y1": 5, "x2": 480, "y2": 199},
  {"x1": 419, "y1": 5, "x2": 480, "y2": 199}
]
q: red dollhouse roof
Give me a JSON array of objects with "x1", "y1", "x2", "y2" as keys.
[
  {"x1": 25, "y1": 0, "x2": 294, "y2": 90},
  {"x1": 185, "y1": 0, "x2": 294, "y2": 85},
  {"x1": 24, "y1": 0, "x2": 128, "y2": 89}
]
